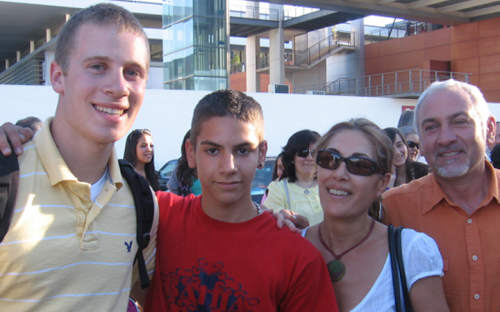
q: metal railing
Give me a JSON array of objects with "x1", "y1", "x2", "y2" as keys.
[
  {"x1": 258, "y1": 31, "x2": 355, "y2": 69},
  {"x1": 283, "y1": 6, "x2": 319, "y2": 20},
  {"x1": 0, "y1": 56, "x2": 45, "y2": 85},
  {"x1": 366, "y1": 21, "x2": 429, "y2": 44},
  {"x1": 230, "y1": 5, "x2": 279, "y2": 20},
  {"x1": 323, "y1": 69, "x2": 470, "y2": 97}
]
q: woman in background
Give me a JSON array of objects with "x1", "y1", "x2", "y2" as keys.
[
  {"x1": 265, "y1": 130, "x2": 322, "y2": 226},
  {"x1": 167, "y1": 130, "x2": 201, "y2": 196},
  {"x1": 124, "y1": 129, "x2": 160, "y2": 191}
]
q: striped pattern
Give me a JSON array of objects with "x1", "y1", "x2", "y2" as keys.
[{"x1": 0, "y1": 120, "x2": 158, "y2": 311}]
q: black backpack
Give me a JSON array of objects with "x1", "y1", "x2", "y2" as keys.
[{"x1": 0, "y1": 148, "x2": 154, "y2": 289}]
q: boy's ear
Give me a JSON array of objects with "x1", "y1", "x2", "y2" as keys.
[
  {"x1": 258, "y1": 140, "x2": 268, "y2": 167},
  {"x1": 50, "y1": 61, "x2": 65, "y2": 94},
  {"x1": 186, "y1": 138, "x2": 196, "y2": 169}
]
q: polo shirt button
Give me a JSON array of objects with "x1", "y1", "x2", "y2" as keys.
[
  {"x1": 468, "y1": 218, "x2": 472, "y2": 224},
  {"x1": 472, "y1": 255, "x2": 478, "y2": 261},
  {"x1": 474, "y1": 294, "x2": 480, "y2": 300}
]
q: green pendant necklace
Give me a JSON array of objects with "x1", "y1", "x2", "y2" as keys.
[{"x1": 318, "y1": 218, "x2": 375, "y2": 283}]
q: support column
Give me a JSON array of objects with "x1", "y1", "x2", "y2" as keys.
[
  {"x1": 5, "y1": 59, "x2": 9, "y2": 69},
  {"x1": 30, "y1": 41, "x2": 35, "y2": 53},
  {"x1": 351, "y1": 18, "x2": 365, "y2": 78},
  {"x1": 246, "y1": 35, "x2": 260, "y2": 92},
  {"x1": 269, "y1": 4, "x2": 285, "y2": 87},
  {"x1": 16, "y1": 51, "x2": 21, "y2": 62},
  {"x1": 46, "y1": 29, "x2": 52, "y2": 42}
]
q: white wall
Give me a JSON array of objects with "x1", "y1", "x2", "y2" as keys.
[{"x1": 3, "y1": 85, "x2": 500, "y2": 169}]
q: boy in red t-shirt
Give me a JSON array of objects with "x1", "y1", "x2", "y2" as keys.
[{"x1": 145, "y1": 90, "x2": 338, "y2": 312}]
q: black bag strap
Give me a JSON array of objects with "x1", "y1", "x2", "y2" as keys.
[
  {"x1": 395, "y1": 227, "x2": 413, "y2": 312},
  {"x1": 0, "y1": 143, "x2": 19, "y2": 243},
  {"x1": 388, "y1": 225, "x2": 402, "y2": 312},
  {"x1": 119, "y1": 159, "x2": 154, "y2": 289}
]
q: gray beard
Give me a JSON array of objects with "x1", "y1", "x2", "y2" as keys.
[{"x1": 436, "y1": 159, "x2": 470, "y2": 178}]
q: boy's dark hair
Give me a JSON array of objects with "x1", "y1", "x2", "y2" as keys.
[
  {"x1": 281, "y1": 130, "x2": 320, "y2": 183},
  {"x1": 15, "y1": 116, "x2": 43, "y2": 133},
  {"x1": 190, "y1": 89, "x2": 264, "y2": 147},
  {"x1": 55, "y1": 3, "x2": 149, "y2": 74},
  {"x1": 124, "y1": 129, "x2": 160, "y2": 191}
]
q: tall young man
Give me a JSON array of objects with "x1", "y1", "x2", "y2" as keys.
[{"x1": 0, "y1": 4, "x2": 157, "y2": 311}]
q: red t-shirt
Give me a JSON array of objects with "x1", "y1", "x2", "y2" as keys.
[{"x1": 145, "y1": 192, "x2": 338, "y2": 312}]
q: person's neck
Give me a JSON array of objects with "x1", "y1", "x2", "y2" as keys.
[
  {"x1": 395, "y1": 164, "x2": 407, "y2": 186},
  {"x1": 51, "y1": 118, "x2": 113, "y2": 185},
  {"x1": 434, "y1": 161, "x2": 491, "y2": 215},
  {"x1": 295, "y1": 171, "x2": 316, "y2": 186},
  {"x1": 134, "y1": 161, "x2": 147, "y2": 180},
  {"x1": 201, "y1": 194, "x2": 259, "y2": 223},
  {"x1": 321, "y1": 214, "x2": 373, "y2": 252}
]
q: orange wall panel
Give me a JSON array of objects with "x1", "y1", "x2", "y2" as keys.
[
  {"x1": 478, "y1": 73, "x2": 500, "y2": 92},
  {"x1": 425, "y1": 45, "x2": 451, "y2": 61},
  {"x1": 479, "y1": 18, "x2": 500, "y2": 39},
  {"x1": 483, "y1": 90, "x2": 500, "y2": 103},
  {"x1": 230, "y1": 72, "x2": 247, "y2": 92},
  {"x1": 379, "y1": 38, "x2": 401, "y2": 56},
  {"x1": 397, "y1": 49, "x2": 425, "y2": 70},
  {"x1": 424, "y1": 27, "x2": 451, "y2": 48},
  {"x1": 365, "y1": 43, "x2": 380, "y2": 59},
  {"x1": 451, "y1": 23, "x2": 478, "y2": 43},
  {"x1": 400, "y1": 34, "x2": 425, "y2": 52},
  {"x1": 451, "y1": 40, "x2": 479, "y2": 60},
  {"x1": 468, "y1": 75, "x2": 479, "y2": 88},
  {"x1": 479, "y1": 54, "x2": 500, "y2": 74},
  {"x1": 451, "y1": 57, "x2": 479, "y2": 75},
  {"x1": 479, "y1": 36, "x2": 500, "y2": 56}
]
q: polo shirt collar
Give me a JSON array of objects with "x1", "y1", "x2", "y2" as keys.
[
  {"x1": 34, "y1": 117, "x2": 123, "y2": 190},
  {"x1": 422, "y1": 160, "x2": 499, "y2": 214}
]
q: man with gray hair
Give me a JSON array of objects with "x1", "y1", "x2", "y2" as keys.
[{"x1": 383, "y1": 79, "x2": 499, "y2": 311}]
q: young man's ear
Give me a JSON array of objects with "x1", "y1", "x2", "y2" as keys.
[
  {"x1": 258, "y1": 140, "x2": 268, "y2": 168},
  {"x1": 186, "y1": 138, "x2": 196, "y2": 169},
  {"x1": 50, "y1": 61, "x2": 65, "y2": 94}
]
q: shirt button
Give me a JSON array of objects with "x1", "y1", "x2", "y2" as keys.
[
  {"x1": 468, "y1": 218, "x2": 473, "y2": 224},
  {"x1": 474, "y1": 294, "x2": 480, "y2": 300},
  {"x1": 472, "y1": 255, "x2": 478, "y2": 261}
]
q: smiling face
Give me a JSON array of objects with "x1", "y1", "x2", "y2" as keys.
[
  {"x1": 317, "y1": 129, "x2": 389, "y2": 219},
  {"x1": 418, "y1": 88, "x2": 491, "y2": 179},
  {"x1": 293, "y1": 142, "x2": 317, "y2": 180},
  {"x1": 276, "y1": 156, "x2": 284, "y2": 179},
  {"x1": 136, "y1": 134, "x2": 154, "y2": 164},
  {"x1": 51, "y1": 23, "x2": 149, "y2": 146},
  {"x1": 406, "y1": 133, "x2": 420, "y2": 161},
  {"x1": 186, "y1": 116, "x2": 267, "y2": 210},
  {"x1": 392, "y1": 134, "x2": 408, "y2": 168}
]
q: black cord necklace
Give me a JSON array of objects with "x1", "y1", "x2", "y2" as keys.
[{"x1": 318, "y1": 218, "x2": 375, "y2": 282}]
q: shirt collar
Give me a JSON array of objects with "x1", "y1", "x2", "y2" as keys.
[
  {"x1": 34, "y1": 117, "x2": 123, "y2": 190},
  {"x1": 422, "y1": 160, "x2": 499, "y2": 214}
]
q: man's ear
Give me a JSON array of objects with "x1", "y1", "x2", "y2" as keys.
[
  {"x1": 50, "y1": 61, "x2": 65, "y2": 94},
  {"x1": 485, "y1": 115, "x2": 496, "y2": 147},
  {"x1": 186, "y1": 138, "x2": 196, "y2": 169},
  {"x1": 258, "y1": 140, "x2": 268, "y2": 167}
]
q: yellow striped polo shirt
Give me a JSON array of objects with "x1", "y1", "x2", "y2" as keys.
[{"x1": 0, "y1": 118, "x2": 158, "y2": 311}]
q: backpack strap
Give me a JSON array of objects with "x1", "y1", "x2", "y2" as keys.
[
  {"x1": 0, "y1": 143, "x2": 19, "y2": 243},
  {"x1": 119, "y1": 159, "x2": 155, "y2": 289}
]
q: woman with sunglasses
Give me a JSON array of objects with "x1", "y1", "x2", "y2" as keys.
[
  {"x1": 123, "y1": 129, "x2": 160, "y2": 191},
  {"x1": 398, "y1": 125, "x2": 421, "y2": 162},
  {"x1": 384, "y1": 127, "x2": 429, "y2": 188},
  {"x1": 303, "y1": 118, "x2": 448, "y2": 312},
  {"x1": 264, "y1": 130, "x2": 323, "y2": 226}
]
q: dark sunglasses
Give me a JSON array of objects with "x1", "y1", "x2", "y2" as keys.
[
  {"x1": 316, "y1": 150, "x2": 380, "y2": 176},
  {"x1": 407, "y1": 141, "x2": 419, "y2": 149},
  {"x1": 297, "y1": 149, "x2": 315, "y2": 158}
]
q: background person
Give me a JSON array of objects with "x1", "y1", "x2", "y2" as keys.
[
  {"x1": 265, "y1": 130, "x2": 323, "y2": 226},
  {"x1": 398, "y1": 125, "x2": 422, "y2": 162},
  {"x1": 384, "y1": 127, "x2": 429, "y2": 188},
  {"x1": 167, "y1": 129, "x2": 201, "y2": 196},
  {"x1": 124, "y1": 129, "x2": 160, "y2": 191},
  {"x1": 302, "y1": 118, "x2": 448, "y2": 312},
  {"x1": 260, "y1": 152, "x2": 284, "y2": 204}
]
